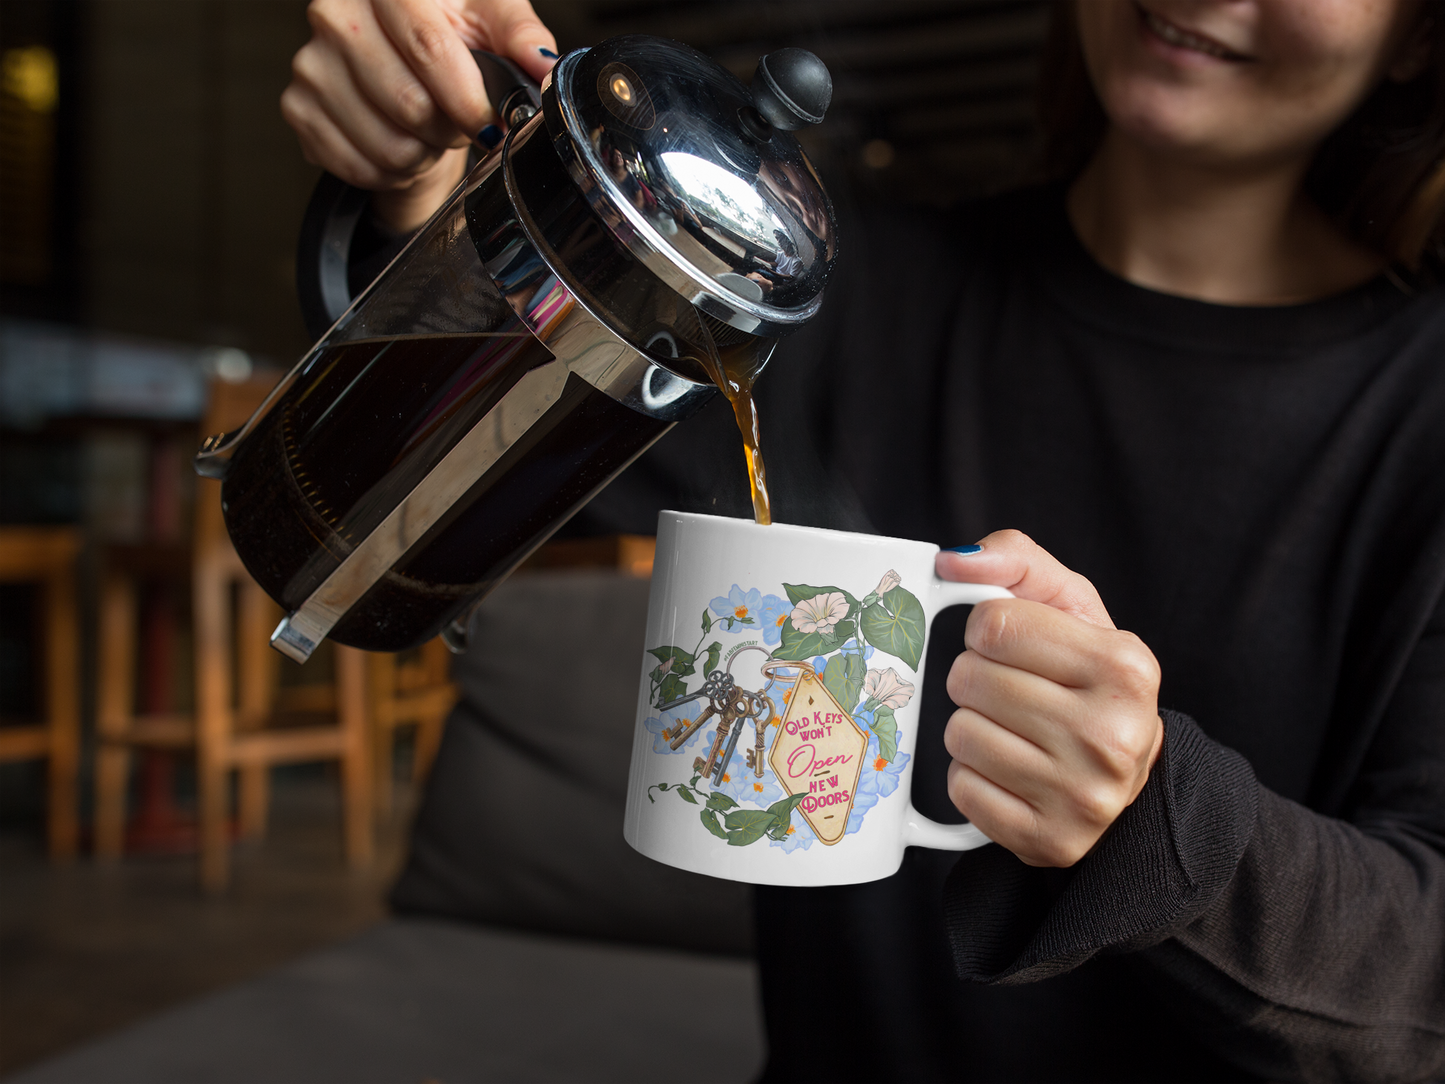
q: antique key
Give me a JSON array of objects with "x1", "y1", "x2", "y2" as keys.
[
  {"x1": 703, "y1": 687, "x2": 769, "y2": 786},
  {"x1": 697, "y1": 690, "x2": 741, "y2": 780},
  {"x1": 659, "y1": 671, "x2": 735, "y2": 750}
]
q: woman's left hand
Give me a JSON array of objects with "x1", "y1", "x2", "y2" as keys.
[{"x1": 938, "y1": 530, "x2": 1164, "y2": 868}]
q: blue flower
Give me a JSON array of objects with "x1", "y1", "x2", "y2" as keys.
[
  {"x1": 758, "y1": 594, "x2": 789, "y2": 645},
  {"x1": 846, "y1": 726, "x2": 911, "y2": 835},
  {"x1": 711, "y1": 748, "x2": 787, "y2": 807},
  {"x1": 769, "y1": 809, "x2": 815, "y2": 852},
  {"x1": 643, "y1": 710, "x2": 710, "y2": 755},
  {"x1": 709, "y1": 585, "x2": 763, "y2": 631}
]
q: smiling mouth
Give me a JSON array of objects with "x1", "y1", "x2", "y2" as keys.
[{"x1": 1136, "y1": 3, "x2": 1251, "y2": 62}]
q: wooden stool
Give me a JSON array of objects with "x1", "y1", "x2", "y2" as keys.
[
  {"x1": 369, "y1": 639, "x2": 458, "y2": 820},
  {"x1": 0, "y1": 527, "x2": 81, "y2": 860},
  {"x1": 94, "y1": 375, "x2": 373, "y2": 891}
]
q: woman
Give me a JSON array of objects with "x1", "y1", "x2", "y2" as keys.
[{"x1": 281, "y1": 1, "x2": 1445, "y2": 1079}]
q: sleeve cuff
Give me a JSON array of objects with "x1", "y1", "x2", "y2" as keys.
[{"x1": 943, "y1": 708, "x2": 1259, "y2": 985}]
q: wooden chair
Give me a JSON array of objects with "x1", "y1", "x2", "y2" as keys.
[
  {"x1": 95, "y1": 375, "x2": 373, "y2": 891},
  {"x1": 0, "y1": 527, "x2": 81, "y2": 859},
  {"x1": 363, "y1": 535, "x2": 656, "y2": 819},
  {"x1": 369, "y1": 639, "x2": 458, "y2": 820}
]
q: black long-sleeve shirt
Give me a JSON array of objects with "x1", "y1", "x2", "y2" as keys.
[
  {"x1": 360, "y1": 178, "x2": 1445, "y2": 1079},
  {"x1": 581, "y1": 186, "x2": 1445, "y2": 1081}
]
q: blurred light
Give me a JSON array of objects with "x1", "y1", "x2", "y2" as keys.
[
  {"x1": 2, "y1": 46, "x2": 58, "y2": 114},
  {"x1": 203, "y1": 347, "x2": 253, "y2": 383},
  {"x1": 861, "y1": 139, "x2": 895, "y2": 171},
  {"x1": 610, "y1": 75, "x2": 633, "y2": 104}
]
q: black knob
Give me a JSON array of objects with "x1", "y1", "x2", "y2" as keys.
[{"x1": 750, "y1": 48, "x2": 832, "y2": 131}]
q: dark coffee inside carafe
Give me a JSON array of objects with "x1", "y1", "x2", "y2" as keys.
[{"x1": 221, "y1": 330, "x2": 668, "y2": 651}]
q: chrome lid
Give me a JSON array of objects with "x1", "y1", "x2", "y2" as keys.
[{"x1": 543, "y1": 36, "x2": 837, "y2": 338}]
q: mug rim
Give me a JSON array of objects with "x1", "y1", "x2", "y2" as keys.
[{"x1": 659, "y1": 510, "x2": 942, "y2": 555}]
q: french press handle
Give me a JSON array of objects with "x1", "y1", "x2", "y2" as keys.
[{"x1": 294, "y1": 51, "x2": 543, "y2": 343}]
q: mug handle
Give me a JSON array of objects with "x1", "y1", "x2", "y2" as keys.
[{"x1": 900, "y1": 578, "x2": 1014, "y2": 852}]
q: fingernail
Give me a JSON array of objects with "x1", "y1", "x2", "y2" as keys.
[
  {"x1": 478, "y1": 124, "x2": 502, "y2": 149},
  {"x1": 538, "y1": 47, "x2": 558, "y2": 59},
  {"x1": 944, "y1": 544, "x2": 983, "y2": 555}
]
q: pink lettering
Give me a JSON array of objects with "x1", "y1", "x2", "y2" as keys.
[{"x1": 786, "y1": 743, "x2": 815, "y2": 778}]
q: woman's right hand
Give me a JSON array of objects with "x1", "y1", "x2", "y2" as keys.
[{"x1": 280, "y1": 0, "x2": 557, "y2": 231}]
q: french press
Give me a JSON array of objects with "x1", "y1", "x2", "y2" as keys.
[{"x1": 194, "y1": 35, "x2": 837, "y2": 662}]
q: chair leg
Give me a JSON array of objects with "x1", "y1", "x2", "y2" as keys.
[
  {"x1": 414, "y1": 710, "x2": 447, "y2": 786},
  {"x1": 369, "y1": 654, "x2": 396, "y2": 822},
  {"x1": 95, "y1": 573, "x2": 137, "y2": 861},
  {"x1": 44, "y1": 565, "x2": 80, "y2": 860},
  {"x1": 235, "y1": 582, "x2": 278, "y2": 841},
  {"x1": 94, "y1": 743, "x2": 130, "y2": 860},
  {"x1": 335, "y1": 645, "x2": 373, "y2": 868},
  {"x1": 194, "y1": 557, "x2": 232, "y2": 893},
  {"x1": 373, "y1": 723, "x2": 394, "y2": 823},
  {"x1": 237, "y1": 765, "x2": 269, "y2": 839},
  {"x1": 198, "y1": 755, "x2": 230, "y2": 893},
  {"x1": 412, "y1": 637, "x2": 452, "y2": 786}
]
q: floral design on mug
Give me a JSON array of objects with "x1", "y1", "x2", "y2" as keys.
[
  {"x1": 791, "y1": 591, "x2": 849, "y2": 637},
  {"x1": 863, "y1": 667, "x2": 916, "y2": 711},
  {"x1": 708, "y1": 585, "x2": 790, "y2": 646},
  {"x1": 646, "y1": 569, "x2": 926, "y2": 850},
  {"x1": 757, "y1": 595, "x2": 790, "y2": 646}
]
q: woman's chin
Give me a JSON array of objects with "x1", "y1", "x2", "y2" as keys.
[{"x1": 1097, "y1": 82, "x2": 1260, "y2": 164}]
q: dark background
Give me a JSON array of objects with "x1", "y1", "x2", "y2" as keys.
[{"x1": 1, "y1": 0, "x2": 1051, "y2": 360}]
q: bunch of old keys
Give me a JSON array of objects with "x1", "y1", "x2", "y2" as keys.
[{"x1": 660, "y1": 669, "x2": 770, "y2": 787}]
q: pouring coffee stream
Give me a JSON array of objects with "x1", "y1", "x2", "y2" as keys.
[{"x1": 196, "y1": 37, "x2": 834, "y2": 660}]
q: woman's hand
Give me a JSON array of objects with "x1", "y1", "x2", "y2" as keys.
[
  {"x1": 938, "y1": 530, "x2": 1163, "y2": 867},
  {"x1": 280, "y1": 0, "x2": 557, "y2": 231}
]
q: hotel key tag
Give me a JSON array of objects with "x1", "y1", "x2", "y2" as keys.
[{"x1": 765, "y1": 663, "x2": 869, "y2": 846}]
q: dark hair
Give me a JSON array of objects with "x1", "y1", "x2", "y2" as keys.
[{"x1": 1037, "y1": 2, "x2": 1445, "y2": 271}]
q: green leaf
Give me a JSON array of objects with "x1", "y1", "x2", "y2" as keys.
[
  {"x1": 821, "y1": 652, "x2": 866, "y2": 714},
  {"x1": 649, "y1": 645, "x2": 697, "y2": 690},
  {"x1": 700, "y1": 809, "x2": 729, "y2": 840},
  {"x1": 859, "y1": 587, "x2": 926, "y2": 670},
  {"x1": 675, "y1": 786, "x2": 699, "y2": 805},
  {"x1": 871, "y1": 705, "x2": 899, "y2": 763},
  {"x1": 765, "y1": 791, "x2": 807, "y2": 820},
  {"x1": 771, "y1": 618, "x2": 856, "y2": 662},
  {"x1": 705, "y1": 791, "x2": 738, "y2": 812},
  {"x1": 764, "y1": 793, "x2": 806, "y2": 840},
  {"x1": 657, "y1": 672, "x2": 689, "y2": 707},
  {"x1": 657, "y1": 782, "x2": 670, "y2": 791},
  {"x1": 689, "y1": 775, "x2": 701, "y2": 789},
  {"x1": 701, "y1": 609, "x2": 712, "y2": 634},
  {"x1": 723, "y1": 809, "x2": 778, "y2": 846},
  {"x1": 702, "y1": 641, "x2": 722, "y2": 676}
]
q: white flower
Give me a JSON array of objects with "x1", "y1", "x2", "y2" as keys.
[
  {"x1": 790, "y1": 591, "x2": 849, "y2": 637},
  {"x1": 873, "y1": 570, "x2": 902, "y2": 597},
  {"x1": 863, "y1": 667, "x2": 916, "y2": 710}
]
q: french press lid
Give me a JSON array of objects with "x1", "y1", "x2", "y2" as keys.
[{"x1": 544, "y1": 36, "x2": 837, "y2": 339}]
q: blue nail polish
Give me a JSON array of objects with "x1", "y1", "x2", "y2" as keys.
[
  {"x1": 478, "y1": 124, "x2": 502, "y2": 149},
  {"x1": 944, "y1": 544, "x2": 983, "y2": 555},
  {"x1": 538, "y1": 47, "x2": 558, "y2": 59}
]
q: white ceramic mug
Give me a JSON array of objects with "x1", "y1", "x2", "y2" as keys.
[{"x1": 623, "y1": 511, "x2": 1013, "y2": 886}]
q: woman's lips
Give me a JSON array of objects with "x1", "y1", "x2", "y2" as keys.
[{"x1": 1136, "y1": 3, "x2": 1251, "y2": 62}]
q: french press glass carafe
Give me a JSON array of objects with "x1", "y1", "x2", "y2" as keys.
[{"x1": 195, "y1": 35, "x2": 837, "y2": 663}]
